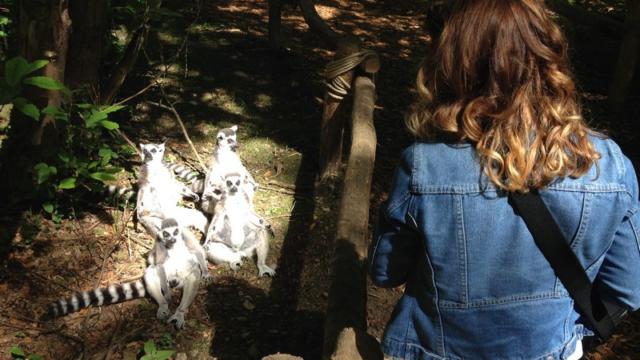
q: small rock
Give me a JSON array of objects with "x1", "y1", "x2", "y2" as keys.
[
  {"x1": 243, "y1": 299, "x2": 255, "y2": 311},
  {"x1": 175, "y1": 353, "x2": 188, "y2": 360},
  {"x1": 233, "y1": 70, "x2": 249, "y2": 78}
]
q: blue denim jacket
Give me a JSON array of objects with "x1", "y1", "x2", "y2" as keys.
[{"x1": 369, "y1": 136, "x2": 640, "y2": 360}]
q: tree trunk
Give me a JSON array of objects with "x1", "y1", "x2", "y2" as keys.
[
  {"x1": 16, "y1": 0, "x2": 71, "y2": 149},
  {"x1": 0, "y1": 0, "x2": 71, "y2": 203},
  {"x1": 65, "y1": 0, "x2": 108, "y2": 91},
  {"x1": 32, "y1": 0, "x2": 71, "y2": 148},
  {"x1": 608, "y1": 0, "x2": 640, "y2": 116}
]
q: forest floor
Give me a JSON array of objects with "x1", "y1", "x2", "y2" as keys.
[{"x1": 1, "y1": 0, "x2": 639, "y2": 359}]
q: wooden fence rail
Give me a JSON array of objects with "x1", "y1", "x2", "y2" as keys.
[{"x1": 267, "y1": 1, "x2": 381, "y2": 359}]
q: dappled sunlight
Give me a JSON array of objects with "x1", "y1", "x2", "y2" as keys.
[{"x1": 315, "y1": 5, "x2": 342, "y2": 20}]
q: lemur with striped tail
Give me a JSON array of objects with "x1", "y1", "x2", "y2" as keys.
[
  {"x1": 201, "y1": 125, "x2": 257, "y2": 215},
  {"x1": 136, "y1": 143, "x2": 208, "y2": 236},
  {"x1": 203, "y1": 173, "x2": 276, "y2": 277},
  {"x1": 102, "y1": 162, "x2": 204, "y2": 204},
  {"x1": 44, "y1": 218, "x2": 209, "y2": 329}
]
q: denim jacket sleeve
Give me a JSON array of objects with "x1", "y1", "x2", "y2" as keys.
[
  {"x1": 595, "y1": 154, "x2": 640, "y2": 311},
  {"x1": 368, "y1": 146, "x2": 420, "y2": 288}
]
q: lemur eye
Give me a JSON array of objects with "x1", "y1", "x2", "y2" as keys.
[
  {"x1": 151, "y1": 148, "x2": 157, "y2": 153},
  {"x1": 236, "y1": 180, "x2": 240, "y2": 185},
  {"x1": 226, "y1": 180, "x2": 232, "y2": 186},
  {"x1": 217, "y1": 135, "x2": 224, "y2": 140},
  {"x1": 162, "y1": 231, "x2": 170, "y2": 237},
  {"x1": 173, "y1": 229, "x2": 179, "y2": 236}
]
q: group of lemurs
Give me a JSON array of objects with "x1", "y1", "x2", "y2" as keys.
[{"x1": 44, "y1": 125, "x2": 276, "y2": 329}]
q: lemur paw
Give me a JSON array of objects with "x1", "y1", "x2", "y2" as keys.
[
  {"x1": 202, "y1": 271, "x2": 214, "y2": 283},
  {"x1": 230, "y1": 261, "x2": 243, "y2": 272},
  {"x1": 156, "y1": 305, "x2": 171, "y2": 320},
  {"x1": 168, "y1": 312, "x2": 186, "y2": 330},
  {"x1": 258, "y1": 264, "x2": 276, "y2": 277}
]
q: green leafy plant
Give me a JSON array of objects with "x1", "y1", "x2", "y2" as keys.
[
  {"x1": 34, "y1": 102, "x2": 129, "y2": 219},
  {"x1": 141, "y1": 340, "x2": 174, "y2": 360},
  {"x1": 1, "y1": 56, "x2": 132, "y2": 217},
  {"x1": 0, "y1": 57, "x2": 69, "y2": 116},
  {"x1": 9, "y1": 345, "x2": 43, "y2": 360}
]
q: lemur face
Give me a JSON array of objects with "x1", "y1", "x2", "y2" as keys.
[
  {"x1": 202, "y1": 181, "x2": 224, "y2": 202},
  {"x1": 160, "y1": 218, "x2": 180, "y2": 248},
  {"x1": 216, "y1": 125, "x2": 238, "y2": 152},
  {"x1": 224, "y1": 174, "x2": 243, "y2": 195},
  {"x1": 140, "y1": 143, "x2": 166, "y2": 163}
]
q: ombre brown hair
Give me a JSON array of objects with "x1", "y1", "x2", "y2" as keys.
[{"x1": 407, "y1": 0, "x2": 600, "y2": 192}]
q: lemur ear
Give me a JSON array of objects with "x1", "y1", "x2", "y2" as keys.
[{"x1": 230, "y1": 125, "x2": 238, "y2": 132}]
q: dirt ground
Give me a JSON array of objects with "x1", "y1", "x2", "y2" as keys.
[{"x1": 1, "y1": 0, "x2": 639, "y2": 359}]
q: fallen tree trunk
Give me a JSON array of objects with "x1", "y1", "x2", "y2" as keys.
[{"x1": 322, "y1": 75, "x2": 381, "y2": 360}]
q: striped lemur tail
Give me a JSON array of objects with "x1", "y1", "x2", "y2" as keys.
[
  {"x1": 103, "y1": 184, "x2": 137, "y2": 202},
  {"x1": 44, "y1": 279, "x2": 147, "y2": 319},
  {"x1": 166, "y1": 163, "x2": 203, "y2": 183},
  {"x1": 165, "y1": 162, "x2": 205, "y2": 194}
]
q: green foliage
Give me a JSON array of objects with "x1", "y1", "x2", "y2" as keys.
[
  {"x1": 0, "y1": 57, "x2": 60, "y2": 111},
  {"x1": 141, "y1": 340, "x2": 174, "y2": 360},
  {"x1": 1, "y1": 56, "x2": 132, "y2": 218},
  {"x1": 32, "y1": 102, "x2": 128, "y2": 218},
  {"x1": 9, "y1": 345, "x2": 43, "y2": 360},
  {"x1": 0, "y1": 14, "x2": 9, "y2": 40}
]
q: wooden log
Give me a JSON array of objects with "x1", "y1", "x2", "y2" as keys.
[
  {"x1": 322, "y1": 76, "x2": 381, "y2": 360},
  {"x1": 608, "y1": 0, "x2": 640, "y2": 116},
  {"x1": 268, "y1": 0, "x2": 282, "y2": 49}
]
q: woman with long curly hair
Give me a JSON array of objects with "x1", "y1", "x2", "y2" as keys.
[{"x1": 369, "y1": 1, "x2": 640, "y2": 359}]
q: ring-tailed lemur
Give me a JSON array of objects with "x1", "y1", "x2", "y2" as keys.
[
  {"x1": 201, "y1": 125, "x2": 257, "y2": 215},
  {"x1": 44, "y1": 219, "x2": 209, "y2": 329},
  {"x1": 203, "y1": 173, "x2": 276, "y2": 277},
  {"x1": 136, "y1": 143, "x2": 208, "y2": 236},
  {"x1": 102, "y1": 162, "x2": 203, "y2": 204}
]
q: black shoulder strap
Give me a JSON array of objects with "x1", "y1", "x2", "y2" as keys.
[{"x1": 509, "y1": 191, "x2": 624, "y2": 340}]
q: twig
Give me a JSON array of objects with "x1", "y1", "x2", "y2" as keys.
[
  {"x1": 267, "y1": 179, "x2": 313, "y2": 191},
  {"x1": 146, "y1": 98, "x2": 207, "y2": 172},
  {"x1": 266, "y1": 213, "x2": 310, "y2": 220},
  {"x1": 103, "y1": 317, "x2": 124, "y2": 360},
  {"x1": 113, "y1": 82, "x2": 156, "y2": 106},
  {"x1": 259, "y1": 186, "x2": 296, "y2": 195},
  {"x1": 116, "y1": 128, "x2": 142, "y2": 158},
  {"x1": 30, "y1": 271, "x2": 74, "y2": 292}
]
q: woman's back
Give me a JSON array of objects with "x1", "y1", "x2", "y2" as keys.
[
  {"x1": 371, "y1": 136, "x2": 639, "y2": 359},
  {"x1": 369, "y1": 0, "x2": 640, "y2": 358}
]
